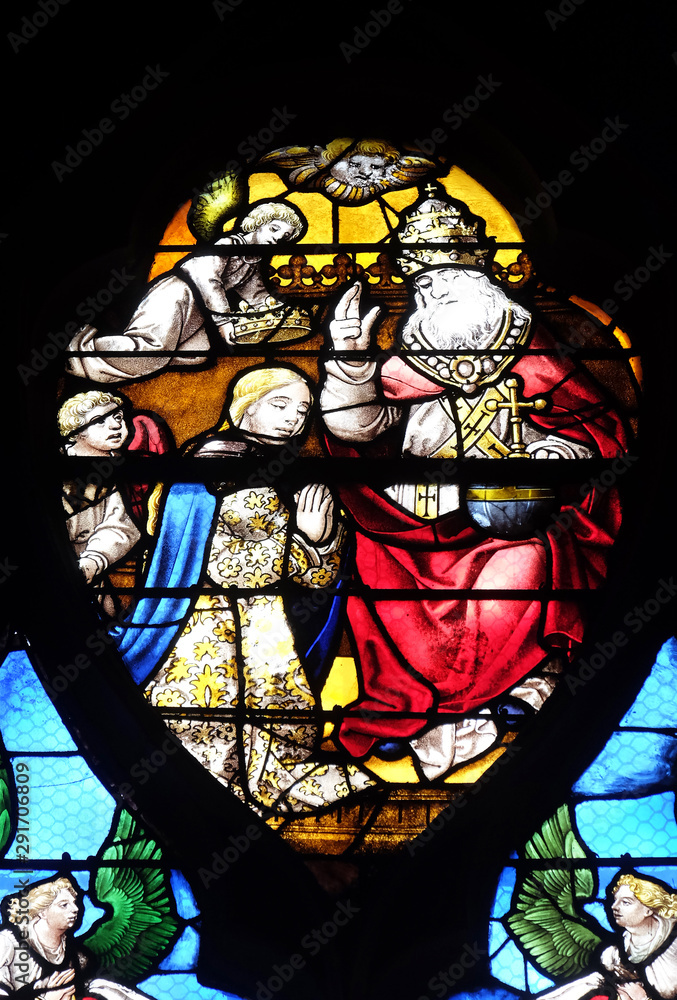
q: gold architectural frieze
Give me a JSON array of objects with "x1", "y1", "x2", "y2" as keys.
[
  {"x1": 273, "y1": 787, "x2": 468, "y2": 855},
  {"x1": 268, "y1": 251, "x2": 534, "y2": 297}
]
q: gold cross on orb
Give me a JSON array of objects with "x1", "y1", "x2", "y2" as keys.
[
  {"x1": 424, "y1": 183, "x2": 438, "y2": 197},
  {"x1": 485, "y1": 379, "x2": 547, "y2": 458}
]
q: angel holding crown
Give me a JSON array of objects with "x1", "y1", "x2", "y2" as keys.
[{"x1": 66, "y1": 172, "x2": 313, "y2": 383}]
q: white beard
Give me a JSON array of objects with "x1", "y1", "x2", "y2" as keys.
[{"x1": 402, "y1": 274, "x2": 510, "y2": 350}]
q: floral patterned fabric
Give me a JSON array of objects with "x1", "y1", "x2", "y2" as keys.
[{"x1": 145, "y1": 486, "x2": 374, "y2": 814}]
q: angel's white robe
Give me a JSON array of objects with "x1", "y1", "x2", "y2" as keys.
[
  {"x1": 0, "y1": 922, "x2": 147, "y2": 1000},
  {"x1": 540, "y1": 921, "x2": 677, "y2": 1000}
]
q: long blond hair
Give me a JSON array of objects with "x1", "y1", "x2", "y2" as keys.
[
  {"x1": 614, "y1": 875, "x2": 677, "y2": 919},
  {"x1": 8, "y1": 878, "x2": 77, "y2": 924},
  {"x1": 221, "y1": 367, "x2": 312, "y2": 430}
]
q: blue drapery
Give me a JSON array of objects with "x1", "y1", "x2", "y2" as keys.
[
  {"x1": 112, "y1": 483, "x2": 217, "y2": 685},
  {"x1": 112, "y1": 481, "x2": 342, "y2": 688}
]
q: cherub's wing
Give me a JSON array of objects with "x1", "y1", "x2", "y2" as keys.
[
  {"x1": 259, "y1": 145, "x2": 325, "y2": 184},
  {"x1": 80, "y1": 810, "x2": 179, "y2": 981},
  {"x1": 188, "y1": 168, "x2": 247, "y2": 242},
  {"x1": 386, "y1": 154, "x2": 437, "y2": 187},
  {"x1": 504, "y1": 804, "x2": 605, "y2": 980}
]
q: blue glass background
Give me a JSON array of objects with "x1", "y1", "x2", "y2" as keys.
[{"x1": 0, "y1": 650, "x2": 243, "y2": 1000}]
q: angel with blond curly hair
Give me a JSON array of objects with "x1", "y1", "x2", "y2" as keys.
[{"x1": 66, "y1": 172, "x2": 311, "y2": 383}]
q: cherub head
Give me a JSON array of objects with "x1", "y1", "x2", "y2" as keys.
[
  {"x1": 58, "y1": 391, "x2": 128, "y2": 456},
  {"x1": 327, "y1": 138, "x2": 399, "y2": 188},
  {"x1": 227, "y1": 366, "x2": 312, "y2": 444},
  {"x1": 8, "y1": 877, "x2": 79, "y2": 935}
]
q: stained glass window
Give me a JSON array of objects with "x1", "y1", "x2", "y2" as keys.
[
  {"x1": 38, "y1": 143, "x2": 641, "y2": 840},
  {"x1": 488, "y1": 639, "x2": 677, "y2": 1000},
  {"x1": 7, "y1": 59, "x2": 673, "y2": 995}
]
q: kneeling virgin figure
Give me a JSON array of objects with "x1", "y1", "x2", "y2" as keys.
[{"x1": 115, "y1": 366, "x2": 373, "y2": 815}]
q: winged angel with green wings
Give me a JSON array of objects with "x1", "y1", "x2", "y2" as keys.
[
  {"x1": 0, "y1": 804, "x2": 179, "y2": 1000},
  {"x1": 506, "y1": 805, "x2": 677, "y2": 1000}
]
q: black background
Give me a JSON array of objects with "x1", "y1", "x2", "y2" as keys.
[{"x1": 3, "y1": 2, "x2": 677, "y2": 999}]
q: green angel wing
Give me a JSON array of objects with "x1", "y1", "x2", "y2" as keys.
[
  {"x1": 188, "y1": 168, "x2": 246, "y2": 242},
  {"x1": 0, "y1": 739, "x2": 14, "y2": 858},
  {"x1": 81, "y1": 810, "x2": 179, "y2": 981},
  {"x1": 505, "y1": 803, "x2": 605, "y2": 980}
]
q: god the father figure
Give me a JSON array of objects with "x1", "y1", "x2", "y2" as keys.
[{"x1": 320, "y1": 189, "x2": 628, "y2": 779}]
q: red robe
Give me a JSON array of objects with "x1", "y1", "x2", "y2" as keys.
[
  {"x1": 327, "y1": 326, "x2": 629, "y2": 757},
  {"x1": 125, "y1": 412, "x2": 175, "y2": 522}
]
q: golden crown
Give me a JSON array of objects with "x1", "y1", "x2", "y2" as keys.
[{"x1": 230, "y1": 302, "x2": 312, "y2": 344}]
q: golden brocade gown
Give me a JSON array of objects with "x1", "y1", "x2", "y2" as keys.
[{"x1": 145, "y1": 484, "x2": 374, "y2": 815}]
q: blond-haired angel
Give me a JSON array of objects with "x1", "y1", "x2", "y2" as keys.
[
  {"x1": 58, "y1": 391, "x2": 141, "y2": 618},
  {"x1": 0, "y1": 877, "x2": 146, "y2": 1000},
  {"x1": 115, "y1": 365, "x2": 374, "y2": 816},
  {"x1": 540, "y1": 874, "x2": 677, "y2": 1000},
  {"x1": 66, "y1": 184, "x2": 311, "y2": 383}
]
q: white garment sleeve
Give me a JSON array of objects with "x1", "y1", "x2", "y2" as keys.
[
  {"x1": 75, "y1": 492, "x2": 141, "y2": 576},
  {"x1": 538, "y1": 972, "x2": 607, "y2": 1000},
  {"x1": 0, "y1": 933, "x2": 15, "y2": 996},
  {"x1": 321, "y1": 359, "x2": 401, "y2": 442},
  {"x1": 180, "y1": 254, "x2": 232, "y2": 314},
  {"x1": 643, "y1": 938, "x2": 677, "y2": 999},
  {"x1": 65, "y1": 276, "x2": 209, "y2": 382}
]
